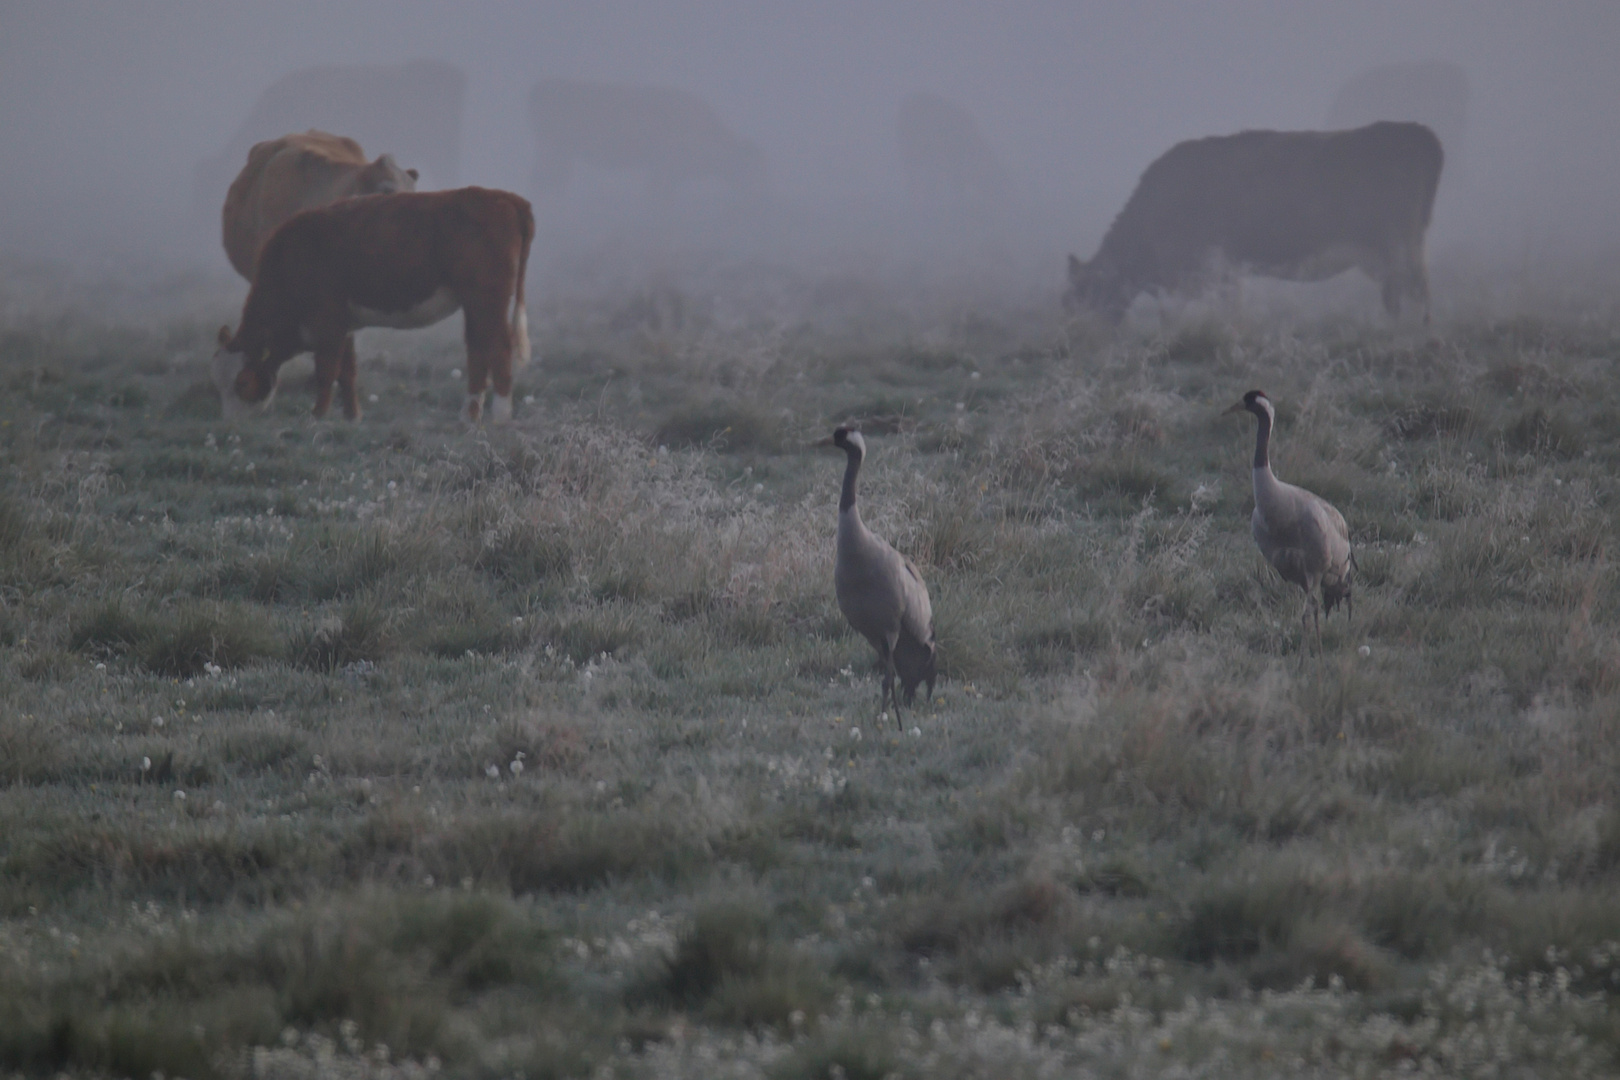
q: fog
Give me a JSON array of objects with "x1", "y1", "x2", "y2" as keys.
[{"x1": 4, "y1": 1, "x2": 1620, "y2": 295}]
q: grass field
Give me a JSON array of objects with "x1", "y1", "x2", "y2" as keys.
[{"x1": 3, "y1": 261, "x2": 1620, "y2": 1078}]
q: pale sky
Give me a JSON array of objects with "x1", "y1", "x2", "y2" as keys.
[{"x1": 3, "y1": 1, "x2": 1617, "y2": 269}]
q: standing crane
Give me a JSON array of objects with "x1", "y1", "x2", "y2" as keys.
[
  {"x1": 819, "y1": 426, "x2": 937, "y2": 727},
  {"x1": 1225, "y1": 390, "x2": 1354, "y2": 651}
]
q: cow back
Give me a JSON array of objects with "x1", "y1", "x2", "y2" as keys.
[{"x1": 251, "y1": 187, "x2": 532, "y2": 322}]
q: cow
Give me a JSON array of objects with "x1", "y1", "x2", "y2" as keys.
[
  {"x1": 193, "y1": 59, "x2": 463, "y2": 222},
  {"x1": 895, "y1": 92, "x2": 1008, "y2": 211},
  {"x1": 211, "y1": 187, "x2": 533, "y2": 424},
  {"x1": 528, "y1": 79, "x2": 767, "y2": 207},
  {"x1": 1065, "y1": 121, "x2": 1443, "y2": 323},
  {"x1": 220, "y1": 131, "x2": 418, "y2": 280}
]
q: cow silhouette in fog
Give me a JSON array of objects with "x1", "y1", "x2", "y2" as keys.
[
  {"x1": 895, "y1": 92, "x2": 1007, "y2": 213},
  {"x1": 193, "y1": 59, "x2": 464, "y2": 220},
  {"x1": 1327, "y1": 61, "x2": 1468, "y2": 170},
  {"x1": 1066, "y1": 122, "x2": 1443, "y2": 323},
  {"x1": 527, "y1": 79, "x2": 766, "y2": 210}
]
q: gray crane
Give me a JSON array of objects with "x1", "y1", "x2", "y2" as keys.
[
  {"x1": 1225, "y1": 390, "x2": 1355, "y2": 651},
  {"x1": 818, "y1": 426, "x2": 937, "y2": 727}
]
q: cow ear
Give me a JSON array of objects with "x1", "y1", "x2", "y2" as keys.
[
  {"x1": 217, "y1": 324, "x2": 232, "y2": 347},
  {"x1": 375, "y1": 153, "x2": 395, "y2": 167},
  {"x1": 406, "y1": 168, "x2": 419, "y2": 181},
  {"x1": 1067, "y1": 254, "x2": 1084, "y2": 281}
]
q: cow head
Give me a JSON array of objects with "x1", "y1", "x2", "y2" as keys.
[
  {"x1": 211, "y1": 325, "x2": 278, "y2": 418},
  {"x1": 1063, "y1": 254, "x2": 1129, "y2": 321},
  {"x1": 358, "y1": 153, "x2": 419, "y2": 196}
]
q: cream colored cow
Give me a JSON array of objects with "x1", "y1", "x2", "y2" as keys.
[{"x1": 220, "y1": 130, "x2": 417, "y2": 279}]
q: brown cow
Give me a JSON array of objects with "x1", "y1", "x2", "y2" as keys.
[
  {"x1": 212, "y1": 187, "x2": 533, "y2": 424},
  {"x1": 221, "y1": 130, "x2": 418, "y2": 280}
]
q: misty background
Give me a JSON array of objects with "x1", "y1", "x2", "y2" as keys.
[{"x1": 4, "y1": 1, "x2": 1619, "y2": 301}]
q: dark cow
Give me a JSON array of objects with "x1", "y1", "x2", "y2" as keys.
[
  {"x1": 212, "y1": 188, "x2": 532, "y2": 424},
  {"x1": 895, "y1": 92, "x2": 1007, "y2": 210},
  {"x1": 528, "y1": 79, "x2": 766, "y2": 205},
  {"x1": 194, "y1": 59, "x2": 463, "y2": 220},
  {"x1": 220, "y1": 131, "x2": 418, "y2": 280},
  {"x1": 1066, "y1": 122, "x2": 1443, "y2": 322}
]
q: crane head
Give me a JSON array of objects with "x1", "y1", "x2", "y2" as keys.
[
  {"x1": 1223, "y1": 389, "x2": 1271, "y2": 416},
  {"x1": 815, "y1": 425, "x2": 866, "y2": 457}
]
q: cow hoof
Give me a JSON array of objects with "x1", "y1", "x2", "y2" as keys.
[
  {"x1": 464, "y1": 393, "x2": 484, "y2": 423},
  {"x1": 490, "y1": 393, "x2": 512, "y2": 424}
]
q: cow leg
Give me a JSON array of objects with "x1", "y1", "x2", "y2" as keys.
[
  {"x1": 1380, "y1": 246, "x2": 1431, "y2": 325},
  {"x1": 1380, "y1": 274, "x2": 1413, "y2": 323},
  {"x1": 462, "y1": 347, "x2": 487, "y2": 424},
  {"x1": 1380, "y1": 272, "x2": 1429, "y2": 325},
  {"x1": 310, "y1": 338, "x2": 342, "y2": 419},
  {"x1": 463, "y1": 293, "x2": 515, "y2": 424},
  {"x1": 337, "y1": 335, "x2": 362, "y2": 421},
  {"x1": 1407, "y1": 261, "x2": 1432, "y2": 325}
]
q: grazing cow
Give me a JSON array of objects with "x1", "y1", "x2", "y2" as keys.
[
  {"x1": 895, "y1": 92, "x2": 1008, "y2": 211},
  {"x1": 212, "y1": 188, "x2": 533, "y2": 424},
  {"x1": 528, "y1": 79, "x2": 767, "y2": 206},
  {"x1": 193, "y1": 59, "x2": 464, "y2": 220},
  {"x1": 1065, "y1": 122, "x2": 1443, "y2": 322},
  {"x1": 220, "y1": 131, "x2": 418, "y2": 280}
]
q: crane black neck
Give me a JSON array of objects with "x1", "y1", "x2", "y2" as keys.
[
  {"x1": 1249, "y1": 402, "x2": 1272, "y2": 471},
  {"x1": 840, "y1": 445, "x2": 862, "y2": 513}
]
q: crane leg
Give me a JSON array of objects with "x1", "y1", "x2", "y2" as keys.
[{"x1": 880, "y1": 637, "x2": 904, "y2": 729}]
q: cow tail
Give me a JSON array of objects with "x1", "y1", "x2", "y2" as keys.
[{"x1": 511, "y1": 198, "x2": 534, "y2": 368}]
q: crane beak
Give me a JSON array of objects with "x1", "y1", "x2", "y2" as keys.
[
  {"x1": 1221, "y1": 401, "x2": 1246, "y2": 415},
  {"x1": 813, "y1": 435, "x2": 837, "y2": 448}
]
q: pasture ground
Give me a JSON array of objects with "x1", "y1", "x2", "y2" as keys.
[{"x1": 3, "y1": 262, "x2": 1620, "y2": 1078}]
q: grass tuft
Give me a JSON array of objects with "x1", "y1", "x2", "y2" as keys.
[
  {"x1": 636, "y1": 903, "x2": 831, "y2": 1030},
  {"x1": 289, "y1": 595, "x2": 395, "y2": 671},
  {"x1": 68, "y1": 599, "x2": 281, "y2": 675},
  {"x1": 655, "y1": 402, "x2": 788, "y2": 454}
]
